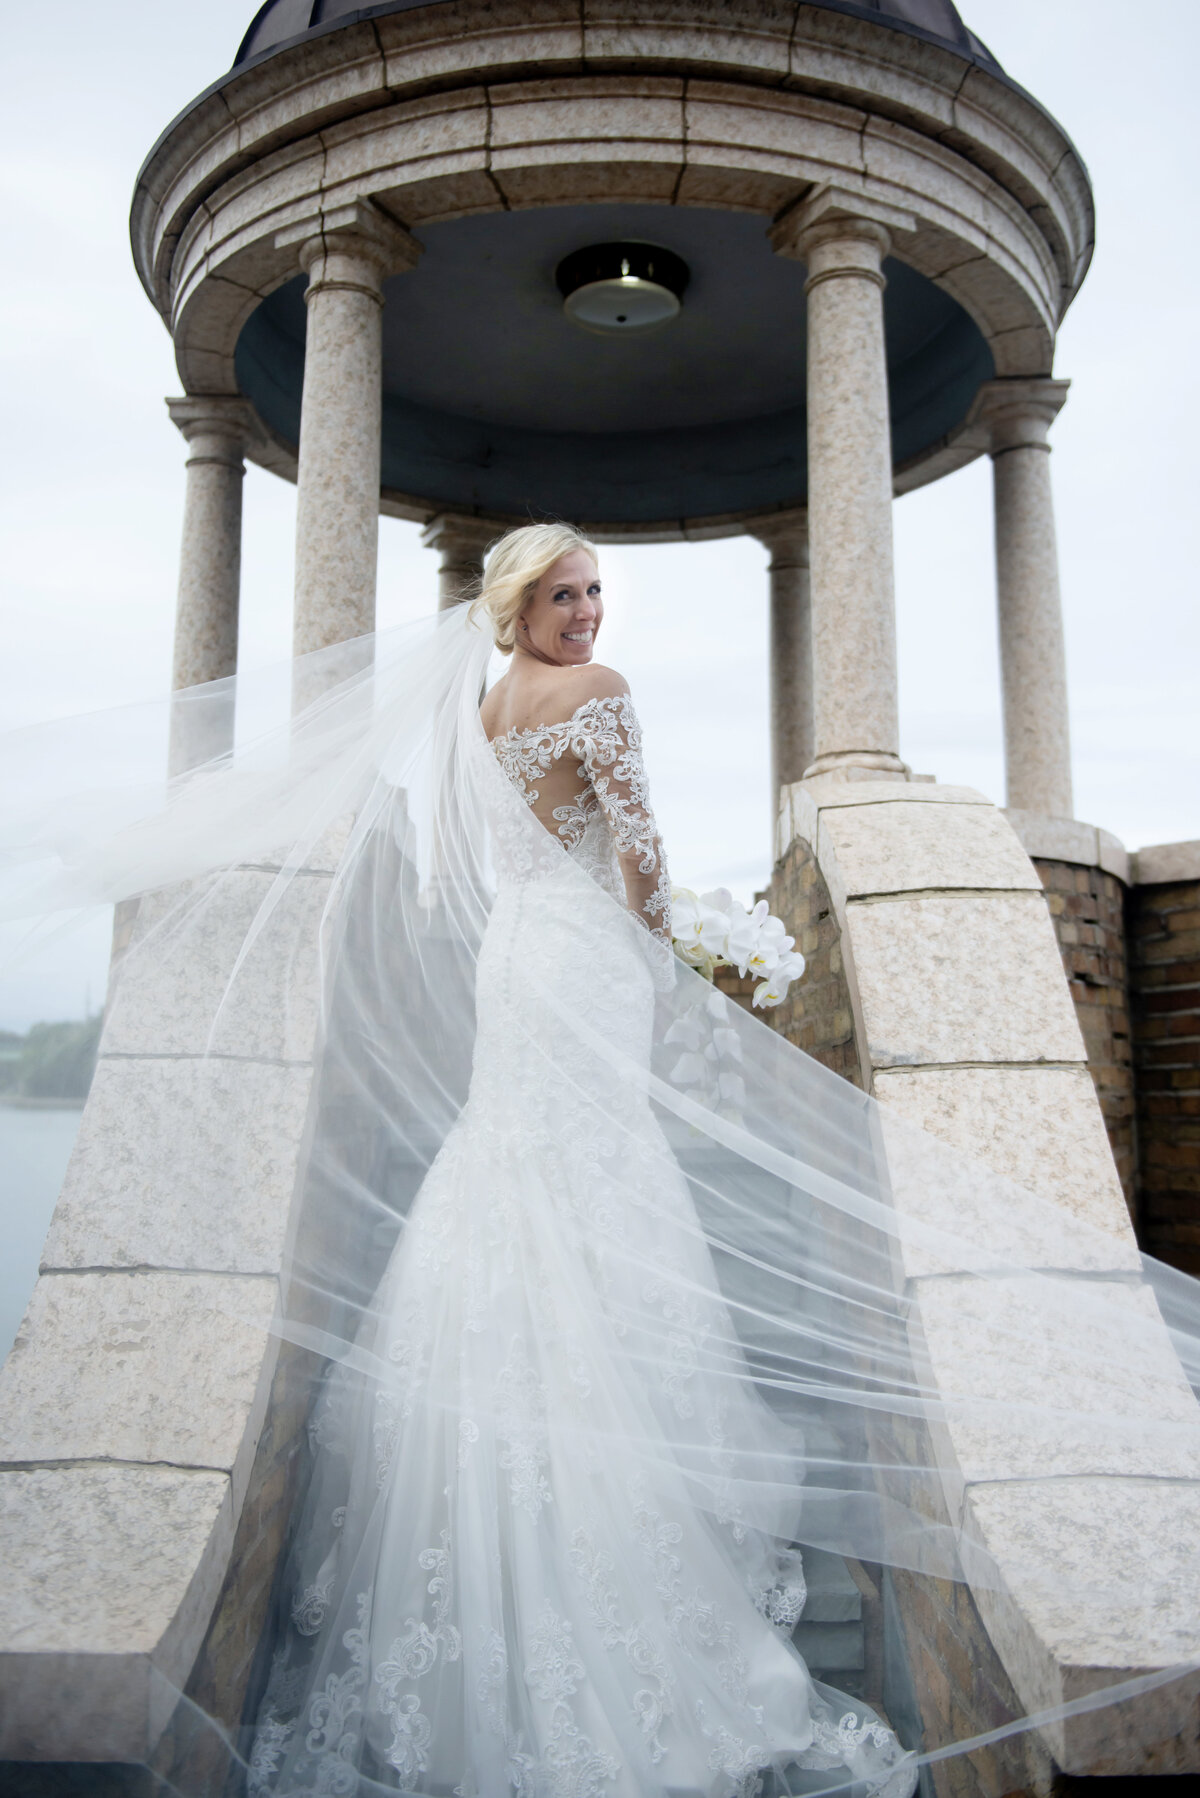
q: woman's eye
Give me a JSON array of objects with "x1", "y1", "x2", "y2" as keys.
[{"x1": 554, "y1": 590, "x2": 570, "y2": 602}]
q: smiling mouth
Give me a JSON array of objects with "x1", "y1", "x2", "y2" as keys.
[{"x1": 563, "y1": 630, "x2": 593, "y2": 644}]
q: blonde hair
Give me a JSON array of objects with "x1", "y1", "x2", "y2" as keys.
[{"x1": 470, "y1": 522, "x2": 599, "y2": 654}]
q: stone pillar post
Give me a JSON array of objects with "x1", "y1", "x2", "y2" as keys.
[
  {"x1": 277, "y1": 201, "x2": 421, "y2": 672},
  {"x1": 750, "y1": 513, "x2": 812, "y2": 812},
  {"x1": 973, "y1": 379, "x2": 1074, "y2": 818},
  {"x1": 421, "y1": 514, "x2": 496, "y2": 610},
  {"x1": 165, "y1": 396, "x2": 259, "y2": 773},
  {"x1": 772, "y1": 190, "x2": 914, "y2": 781}
]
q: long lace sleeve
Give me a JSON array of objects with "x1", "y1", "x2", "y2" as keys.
[{"x1": 569, "y1": 695, "x2": 671, "y2": 943}]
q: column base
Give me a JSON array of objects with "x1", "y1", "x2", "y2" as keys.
[{"x1": 802, "y1": 750, "x2": 911, "y2": 783}]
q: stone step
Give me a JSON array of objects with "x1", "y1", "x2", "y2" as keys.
[
  {"x1": 792, "y1": 1617, "x2": 865, "y2": 1673},
  {"x1": 792, "y1": 1550, "x2": 869, "y2": 1696},
  {"x1": 798, "y1": 1545, "x2": 862, "y2": 1622}
]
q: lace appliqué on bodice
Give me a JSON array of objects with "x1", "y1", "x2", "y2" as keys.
[{"x1": 490, "y1": 694, "x2": 671, "y2": 942}]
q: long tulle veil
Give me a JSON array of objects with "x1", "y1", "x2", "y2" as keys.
[{"x1": 2, "y1": 601, "x2": 1199, "y2": 1792}]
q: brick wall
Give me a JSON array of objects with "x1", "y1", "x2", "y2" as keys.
[
  {"x1": 1030, "y1": 855, "x2": 1200, "y2": 1271},
  {"x1": 722, "y1": 832, "x2": 862, "y2": 1086},
  {"x1": 1128, "y1": 878, "x2": 1200, "y2": 1274},
  {"x1": 869, "y1": 1399, "x2": 1061, "y2": 1798},
  {"x1": 1032, "y1": 859, "x2": 1137, "y2": 1222}
]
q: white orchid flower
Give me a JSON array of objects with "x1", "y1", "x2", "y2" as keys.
[
  {"x1": 724, "y1": 899, "x2": 761, "y2": 976},
  {"x1": 671, "y1": 884, "x2": 734, "y2": 975},
  {"x1": 672, "y1": 881, "x2": 806, "y2": 1010},
  {"x1": 664, "y1": 1014, "x2": 707, "y2": 1051},
  {"x1": 752, "y1": 948, "x2": 807, "y2": 1009},
  {"x1": 668, "y1": 1049, "x2": 710, "y2": 1087},
  {"x1": 699, "y1": 886, "x2": 735, "y2": 913}
]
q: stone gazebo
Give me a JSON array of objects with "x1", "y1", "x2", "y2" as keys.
[
  {"x1": 146, "y1": 0, "x2": 1081, "y2": 813},
  {"x1": 3, "y1": 2, "x2": 1200, "y2": 1792}
]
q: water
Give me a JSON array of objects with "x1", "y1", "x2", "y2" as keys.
[{"x1": 0, "y1": 1103, "x2": 83, "y2": 1357}]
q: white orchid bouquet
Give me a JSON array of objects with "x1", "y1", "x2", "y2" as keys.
[{"x1": 670, "y1": 885, "x2": 805, "y2": 1009}]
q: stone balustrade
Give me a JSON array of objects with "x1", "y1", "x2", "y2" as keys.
[
  {"x1": 766, "y1": 780, "x2": 1200, "y2": 1782},
  {"x1": 0, "y1": 853, "x2": 335, "y2": 1767}
]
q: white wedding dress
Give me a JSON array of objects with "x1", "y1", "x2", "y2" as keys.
[
  {"x1": 4, "y1": 606, "x2": 1197, "y2": 1788},
  {"x1": 248, "y1": 691, "x2": 916, "y2": 1798}
]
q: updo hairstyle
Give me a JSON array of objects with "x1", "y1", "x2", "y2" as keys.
[{"x1": 470, "y1": 522, "x2": 599, "y2": 654}]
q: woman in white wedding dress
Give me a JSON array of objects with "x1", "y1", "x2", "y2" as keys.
[
  {"x1": 246, "y1": 524, "x2": 915, "y2": 1798},
  {"x1": 4, "y1": 523, "x2": 1197, "y2": 1792}
]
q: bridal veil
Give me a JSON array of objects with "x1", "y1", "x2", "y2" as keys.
[{"x1": 2, "y1": 601, "x2": 1198, "y2": 1794}]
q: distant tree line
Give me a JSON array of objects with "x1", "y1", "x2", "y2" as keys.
[{"x1": 0, "y1": 1017, "x2": 101, "y2": 1103}]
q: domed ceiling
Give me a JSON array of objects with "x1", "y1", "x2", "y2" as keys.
[
  {"x1": 235, "y1": 202, "x2": 993, "y2": 523},
  {"x1": 235, "y1": 0, "x2": 1003, "y2": 74},
  {"x1": 221, "y1": 1, "x2": 998, "y2": 521}
]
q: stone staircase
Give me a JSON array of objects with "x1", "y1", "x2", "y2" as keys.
[{"x1": 792, "y1": 1545, "x2": 876, "y2": 1702}]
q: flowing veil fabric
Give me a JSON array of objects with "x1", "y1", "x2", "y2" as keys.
[{"x1": 2, "y1": 603, "x2": 1200, "y2": 1794}]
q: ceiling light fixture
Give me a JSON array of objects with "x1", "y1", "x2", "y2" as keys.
[{"x1": 556, "y1": 241, "x2": 690, "y2": 334}]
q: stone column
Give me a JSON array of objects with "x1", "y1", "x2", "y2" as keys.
[
  {"x1": 421, "y1": 513, "x2": 496, "y2": 610},
  {"x1": 165, "y1": 396, "x2": 259, "y2": 773},
  {"x1": 277, "y1": 201, "x2": 421, "y2": 674},
  {"x1": 772, "y1": 190, "x2": 914, "y2": 781},
  {"x1": 750, "y1": 513, "x2": 812, "y2": 812},
  {"x1": 973, "y1": 379, "x2": 1074, "y2": 818}
]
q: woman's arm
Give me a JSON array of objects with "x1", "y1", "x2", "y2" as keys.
[{"x1": 570, "y1": 684, "x2": 671, "y2": 942}]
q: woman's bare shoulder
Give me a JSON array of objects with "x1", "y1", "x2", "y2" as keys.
[
  {"x1": 477, "y1": 674, "x2": 511, "y2": 736},
  {"x1": 479, "y1": 662, "x2": 631, "y2": 740},
  {"x1": 564, "y1": 663, "x2": 630, "y2": 704}
]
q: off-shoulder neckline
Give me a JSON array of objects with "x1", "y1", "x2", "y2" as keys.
[{"x1": 483, "y1": 690, "x2": 632, "y2": 750}]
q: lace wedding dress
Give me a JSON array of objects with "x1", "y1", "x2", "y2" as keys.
[
  {"x1": 248, "y1": 689, "x2": 916, "y2": 1798},
  {"x1": 5, "y1": 605, "x2": 1197, "y2": 1787}
]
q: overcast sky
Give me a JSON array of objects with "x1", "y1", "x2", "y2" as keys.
[{"x1": 1, "y1": 0, "x2": 1198, "y2": 1030}]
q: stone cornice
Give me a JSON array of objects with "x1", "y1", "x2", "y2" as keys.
[
  {"x1": 130, "y1": 0, "x2": 1092, "y2": 330},
  {"x1": 126, "y1": 3, "x2": 1093, "y2": 536}
]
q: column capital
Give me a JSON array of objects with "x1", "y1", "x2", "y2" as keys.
[
  {"x1": 746, "y1": 509, "x2": 809, "y2": 567},
  {"x1": 969, "y1": 377, "x2": 1070, "y2": 455},
  {"x1": 166, "y1": 395, "x2": 262, "y2": 463},
  {"x1": 770, "y1": 183, "x2": 917, "y2": 270},
  {"x1": 423, "y1": 513, "x2": 497, "y2": 609},
  {"x1": 277, "y1": 198, "x2": 422, "y2": 303},
  {"x1": 420, "y1": 513, "x2": 498, "y2": 559}
]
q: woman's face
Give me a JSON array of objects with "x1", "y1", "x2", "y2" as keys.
[{"x1": 516, "y1": 551, "x2": 602, "y2": 666}]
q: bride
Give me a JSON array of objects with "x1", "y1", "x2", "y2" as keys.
[
  {"x1": 4, "y1": 521, "x2": 1196, "y2": 1795},
  {"x1": 246, "y1": 522, "x2": 916, "y2": 1797}
]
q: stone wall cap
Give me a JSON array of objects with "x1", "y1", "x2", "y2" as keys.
[
  {"x1": 793, "y1": 776, "x2": 991, "y2": 811},
  {"x1": 0, "y1": 1463, "x2": 233, "y2": 1760},
  {"x1": 779, "y1": 778, "x2": 993, "y2": 862},
  {"x1": 1133, "y1": 838, "x2": 1200, "y2": 886},
  {"x1": 963, "y1": 1476, "x2": 1200, "y2": 1771},
  {"x1": 1004, "y1": 809, "x2": 1132, "y2": 886}
]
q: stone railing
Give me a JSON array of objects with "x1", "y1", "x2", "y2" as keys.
[
  {"x1": 766, "y1": 777, "x2": 1200, "y2": 1785},
  {"x1": 0, "y1": 854, "x2": 334, "y2": 1774}
]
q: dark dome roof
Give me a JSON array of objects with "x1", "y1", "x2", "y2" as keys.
[{"x1": 235, "y1": 0, "x2": 1003, "y2": 75}]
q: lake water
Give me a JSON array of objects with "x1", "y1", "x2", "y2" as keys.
[{"x1": 0, "y1": 1104, "x2": 82, "y2": 1357}]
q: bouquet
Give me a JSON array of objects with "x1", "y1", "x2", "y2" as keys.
[{"x1": 670, "y1": 885, "x2": 805, "y2": 1009}]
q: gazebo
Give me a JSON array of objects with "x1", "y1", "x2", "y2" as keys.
[
  {"x1": 5, "y1": 5, "x2": 1200, "y2": 1792},
  {"x1": 135, "y1": 0, "x2": 1085, "y2": 816}
]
